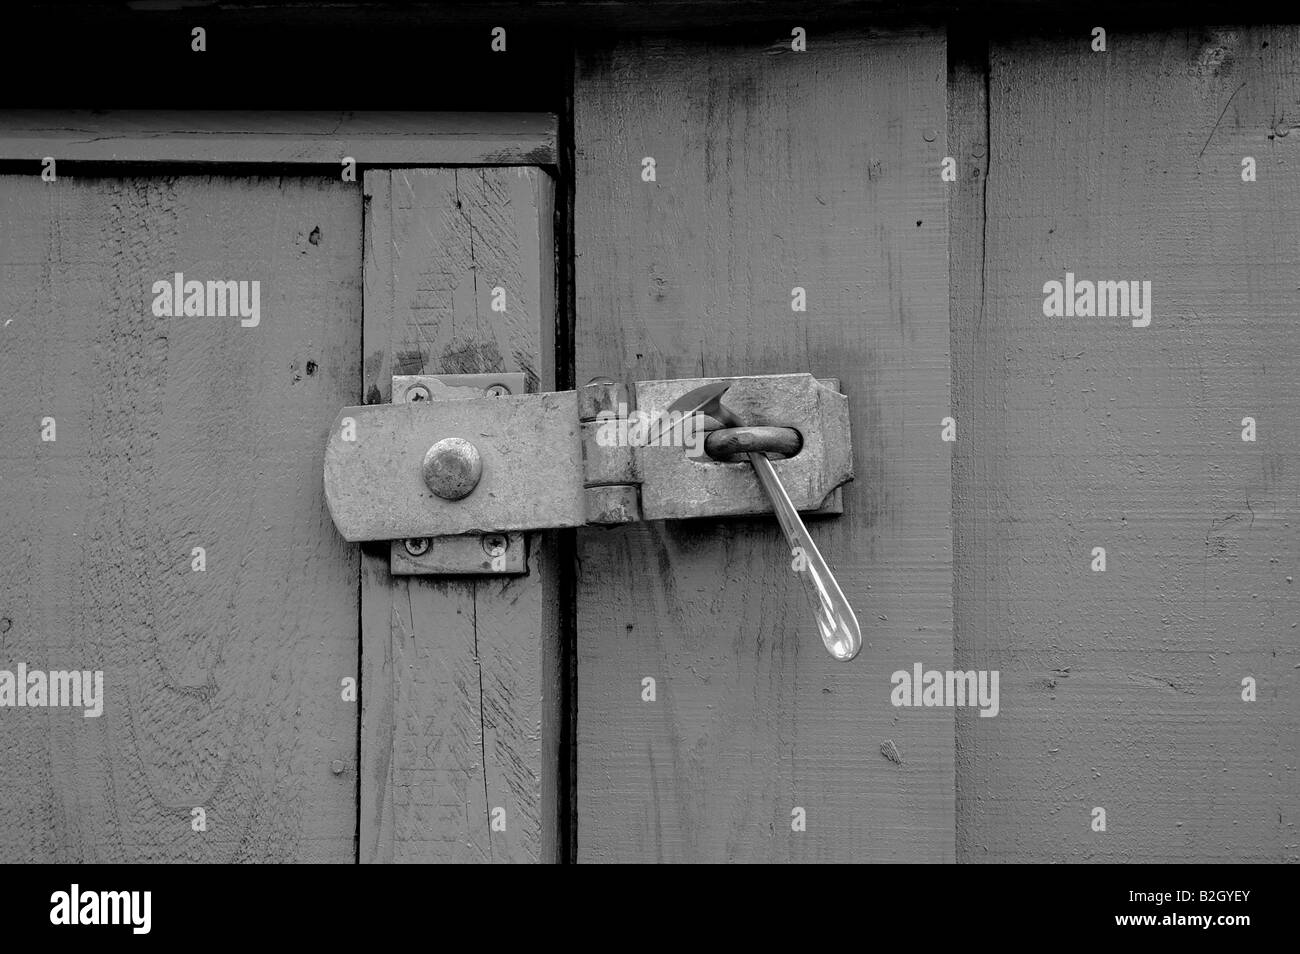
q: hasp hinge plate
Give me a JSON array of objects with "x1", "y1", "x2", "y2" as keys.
[{"x1": 323, "y1": 372, "x2": 853, "y2": 572}]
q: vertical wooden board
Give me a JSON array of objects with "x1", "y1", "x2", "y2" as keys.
[
  {"x1": 959, "y1": 28, "x2": 1300, "y2": 861},
  {"x1": 575, "y1": 32, "x2": 952, "y2": 862},
  {"x1": 360, "y1": 168, "x2": 559, "y2": 863},
  {"x1": 0, "y1": 174, "x2": 361, "y2": 861}
]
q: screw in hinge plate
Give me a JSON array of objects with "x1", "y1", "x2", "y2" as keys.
[
  {"x1": 405, "y1": 384, "x2": 432, "y2": 402},
  {"x1": 404, "y1": 537, "x2": 431, "y2": 556},
  {"x1": 481, "y1": 534, "x2": 508, "y2": 558},
  {"x1": 485, "y1": 384, "x2": 510, "y2": 397}
]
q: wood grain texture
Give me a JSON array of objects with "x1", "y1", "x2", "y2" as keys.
[
  {"x1": 956, "y1": 27, "x2": 1300, "y2": 861},
  {"x1": 574, "y1": 31, "x2": 953, "y2": 862},
  {"x1": 0, "y1": 174, "x2": 361, "y2": 861},
  {"x1": 360, "y1": 167, "x2": 560, "y2": 863},
  {"x1": 0, "y1": 111, "x2": 556, "y2": 166}
]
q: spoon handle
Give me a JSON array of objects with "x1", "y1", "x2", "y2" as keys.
[{"x1": 746, "y1": 452, "x2": 863, "y2": 662}]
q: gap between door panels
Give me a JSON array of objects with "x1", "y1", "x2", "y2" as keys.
[
  {"x1": 947, "y1": 17, "x2": 991, "y2": 863},
  {"x1": 556, "y1": 56, "x2": 579, "y2": 866}
]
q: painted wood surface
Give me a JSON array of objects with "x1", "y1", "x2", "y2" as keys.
[
  {"x1": 0, "y1": 174, "x2": 361, "y2": 861},
  {"x1": 0, "y1": 111, "x2": 557, "y2": 166},
  {"x1": 574, "y1": 31, "x2": 953, "y2": 862},
  {"x1": 359, "y1": 167, "x2": 560, "y2": 863},
  {"x1": 955, "y1": 27, "x2": 1300, "y2": 861}
]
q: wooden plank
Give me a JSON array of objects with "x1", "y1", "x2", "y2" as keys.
[
  {"x1": 574, "y1": 31, "x2": 952, "y2": 862},
  {"x1": 0, "y1": 111, "x2": 556, "y2": 166},
  {"x1": 960, "y1": 26, "x2": 1300, "y2": 861},
  {"x1": 0, "y1": 173, "x2": 361, "y2": 861},
  {"x1": 360, "y1": 167, "x2": 560, "y2": 863}
]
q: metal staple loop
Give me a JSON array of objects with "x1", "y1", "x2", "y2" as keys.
[{"x1": 703, "y1": 425, "x2": 803, "y2": 462}]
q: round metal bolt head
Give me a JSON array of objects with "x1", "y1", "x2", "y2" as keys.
[
  {"x1": 423, "y1": 437, "x2": 482, "y2": 500},
  {"x1": 482, "y1": 535, "x2": 508, "y2": 558},
  {"x1": 405, "y1": 383, "x2": 431, "y2": 402},
  {"x1": 485, "y1": 384, "x2": 510, "y2": 397},
  {"x1": 404, "y1": 537, "x2": 431, "y2": 556},
  {"x1": 331, "y1": 759, "x2": 346, "y2": 775}
]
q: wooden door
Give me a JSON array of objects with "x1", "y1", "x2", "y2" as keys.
[
  {"x1": 0, "y1": 48, "x2": 953, "y2": 862},
  {"x1": 0, "y1": 173, "x2": 361, "y2": 861},
  {"x1": 572, "y1": 33, "x2": 954, "y2": 862},
  {"x1": 0, "y1": 115, "x2": 559, "y2": 863}
]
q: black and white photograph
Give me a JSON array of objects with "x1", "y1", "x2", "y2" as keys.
[{"x1": 0, "y1": 0, "x2": 1292, "y2": 924}]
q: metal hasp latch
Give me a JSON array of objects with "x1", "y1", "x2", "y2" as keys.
[{"x1": 323, "y1": 372, "x2": 862, "y2": 659}]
